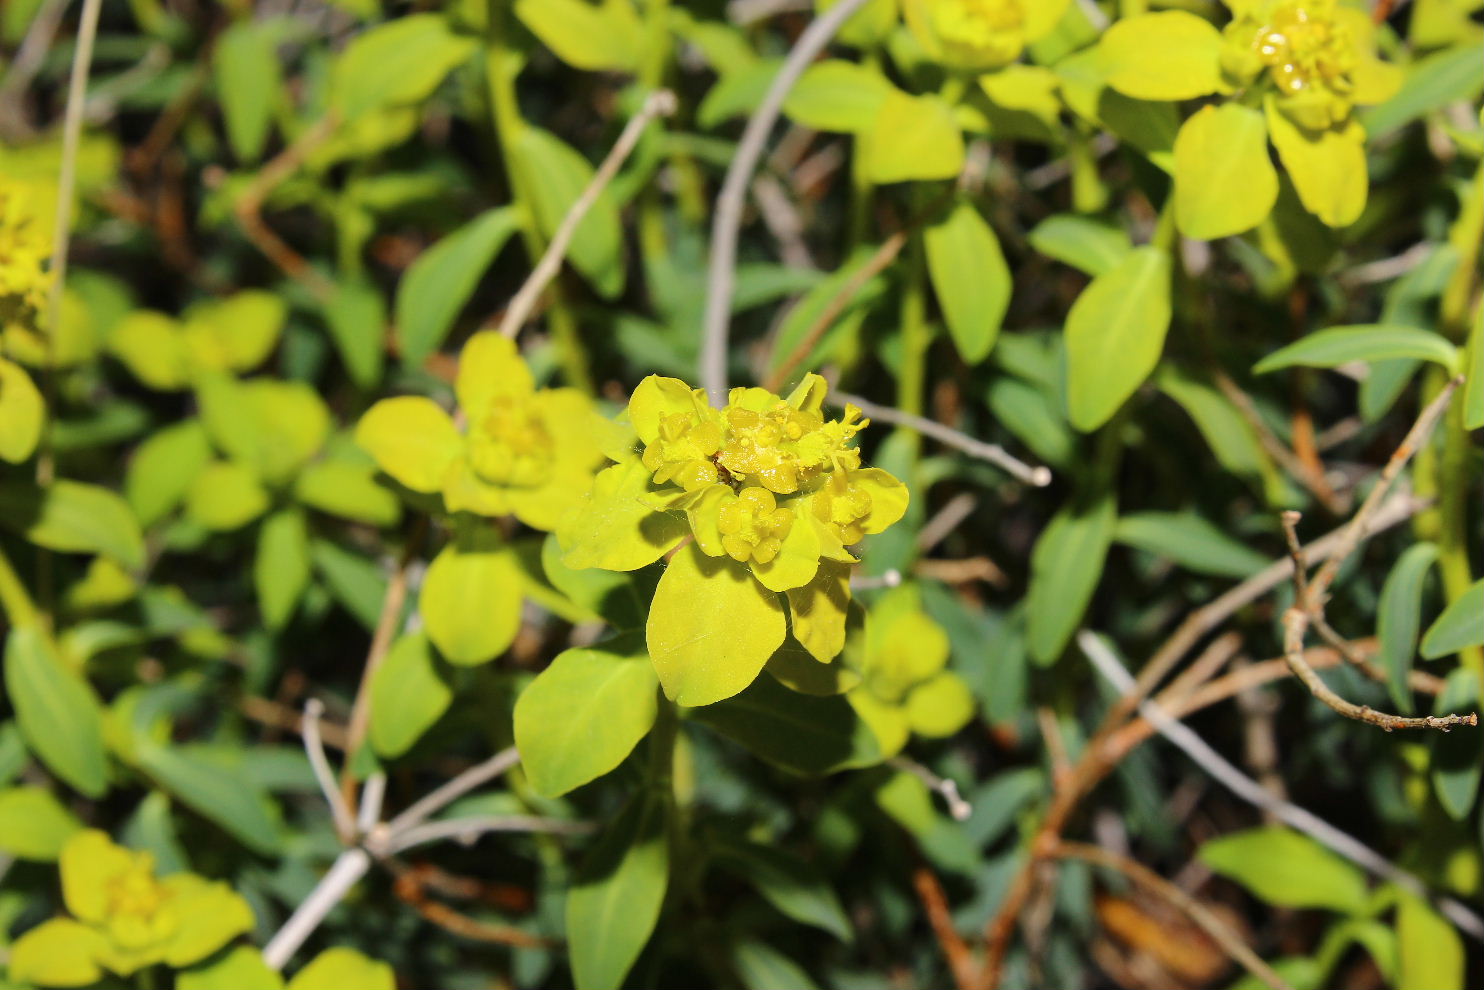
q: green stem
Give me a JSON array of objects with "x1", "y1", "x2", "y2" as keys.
[
  {"x1": 1422, "y1": 161, "x2": 1483, "y2": 673},
  {"x1": 0, "y1": 543, "x2": 38, "y2": 630},
  {"x1": 894, "y1": 228, "x2": 929, "y2": 462},
  {"x1": 484, "y1": 0, "x2": 594, "y2": 394}
]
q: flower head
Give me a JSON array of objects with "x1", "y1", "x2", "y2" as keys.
[
  {"x1": 8, "y1": 830, "x2": 254, "y2": 986},
  {"x1": 356, "y1": 332, "x2": 607, "y2": 531},
  {"x1": 903, "y1": 0, "x2": 1069, "y2": 71},
  {"x1": 0, "y1": 178, "x2": 54, "y2": 333}
]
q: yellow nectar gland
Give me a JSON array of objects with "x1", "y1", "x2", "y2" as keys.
[
  {"x1": 718, "y1": 487, "x2": 794, "y2": 564},
  {"x1": 1235, "y1": 1, "x2": 1358, "y2": 127},
  {"x1": 102, "y1": 852, "x2": 177, "y2": 950},
  {"x1": 643, "y1": 411, "x2": 723, "y2": 491},
  {"x1": 812, "y1": 468, "x2": 875, "y2": 544},
  {"x1": 930, "y1": 0, "x2": 1026, "y2": 67},
  {"x1": 718, "y1": 401, "x2": 865, "y2": 495},
  {"x1": 0, "y1": 183, "x2": 52, "y2": 329},
  {"x1": 469, "y1": 394, "x2": 554, "y2": 488}
]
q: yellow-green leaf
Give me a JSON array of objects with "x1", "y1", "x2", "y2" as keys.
[
  {"x1": 924, "y1": 199, "x2": 1012, "y2": 364},
  {"x1": 1173, "y1": 103, "x2": 1277, "y2": 240},
  {"x1": 394, "y1": 207, "x2": 518, "y2": 365},
  {"x1": 187, "y1": 461, "x2": 270, "y2": 532},
  {"x1": 125, "y1": 419, "x2": 212, "y2": 527},
  {"x1": 1266, "y1": 98, "x2": 1367, "y2": 228},
  {"x1": 1199, "y1": 826, "x2": 1366, "y2": 911},
  {"x1": 567, "y1": 792, "x2": 669, "y2": 990},
  {"x1": 514, "y1": 0, "x2": 642, "y2": 72},
  {"x1": 647, "y1": 544, "x2": 785, "y2": 707},
  {"x1": 294, "y1": 459, "x2": 402, "y2": 526},
  {"x1": 4, "y1": 628, "x2": 107, "y2": 797},
  {"x1": 178, "y1": 946, "x2": 284, "y2": 990},
  {"x1": 785, "y1": 560, "x2": 851, "y2": 662},
  {"x1": 1398, "y1": 893, "x2": 1464, "y2": 990},
  {"x1": 7, "y1": 918, "x2": 109, "y2": 987},
  {"x1": 515, "y1": 127, "x2": 624, "y2": 299},
  {"x1": 355, "y1": 395, "x2": 463, "y2": 494},
  {"x1": 904, "y1": 671, "x2": 975, "y2": 737},
  {"x1": 784, "y1": 59, "x2": 893, "y2": 132},
  {"x1": 1063, "y1": 246, "x2": 1172, "y2": 431},
  {"x1": 287, "y1": 948, "x2": 396, "y2": 990},
  {"x1": 109, "y1": 310, "x2": 191, "y2": 390},
  {"x1": 369, "y1": 632, "x2": 453, "y2": 757},
  {"x1": 255, "y1": 508, "x2": 311, "y2": 629},
  {"x1": 1026, "y1": 493, "x2": 1116, "y2": 664},
  {"x1": 0, "y1": 479, "x2": 146, "y2": 570},
  {"x1": 864, "y1": 92, "x2": 964, "y2": 184},
  {"x1": 560, "y1": 459, "x2": 688, "y2": 571},
  {"x1": 0, "y1": 785, "x2": 83, "y2": 859},
  {"x1": 515, "y1": 644, "x2": 659, "y2": 796},
  {"x1": 329, "y1": 14, "x2": 476, "y2": 121},
  {"x1": 420, "y1": 525, "x2": 523, "y2": 665},
  {"x1": 0, "y1": 357, "x2": 43, "y2": 463},
  {"x1": 1099, "y1": 11, "x2": 1223, "y2": 101}
]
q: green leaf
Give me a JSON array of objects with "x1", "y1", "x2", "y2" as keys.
[
  {"x1": 0, "y1": 480, "x2": 145, "y2": 570},
  {"x1": 864, "y1": 91, "x2": 964, "y2": 184},
  {"x1": 0, "y1": 785, "x2": 83, "y2": 859},
  {"x1": 515, "y1": 645, "x2": 658, "y2": 796},
  {"x1": 699, "y1": 59, "x2": 784, "y2": 129},
  {"x1": 311, "y1": 538, "x2": 388, "y2": 630},
  {"x1": 135, "y1": 741, "x2": 283, "y2": 854},
  {"x1": 6, "y1": 918, "x2": 110, "y2": 987},
  {"x1": 692, "y1": 673, "x2": 880, "y2": 774},
  {"x1": 514, "y1": 0, "x2": 642, "y2": 72},
  {"x1": 0, "y1": 357, "x2": 43, "y2": 463},
  {"x1": 197, "y1": 376, "x2": 331, "y2": 483},
  {"x1": 1173, "y1": 103, "x2": 1277, "y2": 240},
  {"x1": 329, "y1": 13, "x2": 476, "y2": 121},
  {"x1": 1155, "y1": 367, "x2": 1267, "y2": 481},
  {"x1": 924, "y1": 199, "x2": 1011, "y2": 364},
  {"x1": 1428, "y1": 669, "x2": 1481, "y2": 819},
  {"x1": 394, "y1": 207, "x2": 517, "y2": 366},
  {"x1": 515, "y1": 127, "x2": 625, "y2": 298},
  {"x1": 1265, "y1": 101, "x2": 1367, "y2": 228},
  {"x1": 1027, "y1": 493, "x2": 1115, "y2": 664},
  {"x1": 419, "y1": 525, "x2": 523, "y2": 665},
  {"x1": 1361, "y1": 44, "x2": 1484, "y2": 139},
  {"x1": 1254, "y1": 324, "x2": 1461, "y2": 375},
  {"x1": 287, "y1": 948, "x2": 395, "y2": 990},
  {"x1": 540, "y1": 533, "x2": 648, "y2": 629},
  {"x1": 214, "y1": 20, "x2": 280, "y2": 162},
  {"x1": 1026, "y1": 214, "x2": 1131, "y2": 277},
  {"x1": 567, "y1": 792, "x2": 669, "y2": 990},
  {"x1": 294, "y1": 459, "x2": 401, "y2": 527},
  {"x1": 4, "y1": 628, "x2": 107, "y2": 797},
  {"x1": 1063, "y1": 246, "x2": 1172, "y2": 431},
  {"x1": 369, "y1": 632, "x2": 452, "y2": 758},
  {"x1": 256, "y1": 508, "x2": 312, "y2": 631},
  {"x1": 1199, "y1": 826, "x2": 1366, "y2": 912},
  {"x1": 559, "y1": 459, "x2": 689, "y2": 572},
  {"x1": 647, "y1": 544, "x2": 785, "y2": 707},
  {"x1": 179, "y1": 946, "x2": 285, "y2": 990},
  {"x1": 784, "y1": 59, "x2": 892, "y2": 132},
  {"x1": 1376, "y1": 542, "x2": 1437, "y2": 713},
  {"x1": 986, "y1": 377, "x2": 1074, "y2": 469},
  {"x1": 125, "y1": 419, "x2": 212, "y2": 527},
  {"x1": 1397, "y1": 892, "x2": 1464, "y2": 990},
  {"x1": 187, "y1": 460, "x2": 271, "y2": 532},
  {"x1": 714, "y1": 840, "x2": 852, "y2": 941},
  {"x1": 1113, "y1": 510, "x2": 1269, "y2": 580},
  {"x1": 731, "y1": 939, "x2": 820, "y2": 990},
  {"x1": 767, "y1": 247, "x2": 888, "y2": 376},
  {"x1": 323, "y1": 278, "x2": 386, "y2": 387},
  {"x1": 1421, "y1": 579, "x2": 1484, "y2": 658},
  {"x1": 1098, "y1": 11, "x2": 1223, "y2": 101}
]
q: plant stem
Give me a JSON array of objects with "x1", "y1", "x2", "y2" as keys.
[
  {"x1": 894, "y1": 228, "x2": 929, "y2": 460},
  {"x1": 1424, "y1": 159, "x2": 1483, "y2": 673},
  {"x1": 484, "y1": 0, "x2": 593, "y2": 394}
]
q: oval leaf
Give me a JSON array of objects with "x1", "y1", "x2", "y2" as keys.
[
  {"x1": 1376, "y1": 542, "x2": 1437, "y2": 713},
  {"x1": 394, "y1": 207, "x2": 517, "y2": 365},
  {"x1": 1200, "y1": 826, "x2": 1366, "y2": 911},
  {"x1": 3, "y1": 628, "x2": 107, "y2": 797},
  {"x1": 1173, "y1": 103, "x2": 1277, "y2": 240},
  {"x1": 1027, "y1": 494, "x2": 1116, "y2": 664},
  {"x1": 1064, "y1": 246, "x2": 1172, "y2": 431},
  {"x1": 370, "y1": 632, "x2": 453, "y2": 758},
  {"x1": 420, "y1": 526, "x2": 523, "y2": 665},
  {"x1": 924, "y1": 199, "x2": 1011, "y2": 364},
  {"x1": 1255, "y1": 325, "x2": 1461, "y2": 375}
]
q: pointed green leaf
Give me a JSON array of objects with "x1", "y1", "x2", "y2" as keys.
[
  {"x1": 567, "y1": 792, "x2": 669, "y2": 990},
  {"x1": 1376, "y1": 542, "x2": 1437, "y2": 713},
  {"x1": 0, "y1": 480, "x2": 145, "y2": 570},
  {"x1": 1421, "y1": 579, "x2": 1484, "y2": 659},
  {"x1": 1199, "y1": 826, "x2": 1366, "y2": 911},
  {"x1": 924, "y1": 199, "x2": 1011, "y2": 364},
  {"x1": 1064, "y1": 246, "x2": 1172, "y2": 431},
  {"x1": 1027, "y1": 493, "x2": 1115, "y2": 664},
  {"x1": 515, "y1": 645, "x2": 658, "y2": 796},
  {"x1": 214, "y1": 23, "x2": 279, "y2": 162},
  {"x1": 692, "y1": 673, "x2": 881, "y2": 774},
  {"x1": 369, "y1": 632, "x2": 453, "y2": 757},
  {"x1": 714, "y1": 840, "x2": 852, "y2": 941},
  {"x1": 1113, "y1": 511, "x2": 1269, "y2": 579},
  {"x1": 256, "y1": 508, "x2": 311, "y2": 630},
  {"x1": 4, "y1": 628, "x2": 107, "y2": 796},
  {"x1": 515, "y1": 127, "x2": 624, "y2": 298},
  {"x1": 1255, "y1": 324, "x2": 1461, "y2": 375},
  {"x1": 329, "y1": 14, "x2": 476, "y2": 121},
  {"x1": 135, "y1": 741, "x2": 284, "y2": 854},
  {"x1": 394, "y1": 207, "x2": 517, "y2": 365},
  {"x1": 1027, "y1": 214, "x2": 1132, "y2": 277},
  {"x1": 864, "y1": 92, "x2": 964, "y2": 184}
]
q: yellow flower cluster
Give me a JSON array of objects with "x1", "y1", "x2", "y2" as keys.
[
  {"x1": 902, "y1": 0, "x2": 1068, "y2": 71},
  {"x1": 0, "y1": 179, "x2": 54, "y2": 333},
  {"x1": 624, "y1": 374, "x2": 903, "y2": 578},
  {"x1": 356, "y1": 332, "x2": 606, "y2": 531},
  {"x1": 1222, "y1": 0, "x2": 1393, "y2": 130}
]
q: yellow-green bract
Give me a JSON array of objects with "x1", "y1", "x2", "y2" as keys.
[{"x1": 558, "y1": 373, "x2": 908, "y2": 706}]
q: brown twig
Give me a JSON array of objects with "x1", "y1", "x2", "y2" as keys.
[
  {"x1": 913, "y1": 556, "x2": 1010, "y2": 588},
  {"x1": 232, "y1": 114, "x2": 339, "y2": 300},
  {"x1": 340, "y1": 518, "x2": 428, "y2": 806},
  {"x1": 239, "y1": 695, "x2": 349, "y2": 750},
  {"x1": 1053, "y1": 842, "x2": 1292, "y2": 990},
  {"x1": 763, "y1": 230, "x2": 908, "y2": 392},
  {"x1": 1278, "y1": 377, "x2": 1476, "y2": 731},
  {"x1": 1216, "y1": 373, "x2": 1346, "y2": 514},
  {"x1": 913, "y1": 863, "x2": 978, "y2": 990},
  {"x1": 391, "y1": 862, "x2": 553, "y2": 949}
]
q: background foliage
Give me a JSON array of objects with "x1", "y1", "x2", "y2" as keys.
[{"x1": 1, "y1": 0, "x2": 1483, "y2": 988}]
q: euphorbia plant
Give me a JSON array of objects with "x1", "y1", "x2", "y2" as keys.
[{"x1": 559, "y1": 372, "x2": 908, "y2": 705}]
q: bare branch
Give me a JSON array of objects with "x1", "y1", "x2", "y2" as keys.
[
  {"x1": 700, "y1": 0, "x2": 875, "y2": 401},
  {"x1": 263, "y1": 848, "x2": 373, "y2": 970},
  {"x1": 302, "y1": 700, "x2": 357, "y2": 842},
  {"x1": 383, "y1": 815, "x2": 596, "y2": 856},
  {"x1": 498, "y1": 90, "x2": 676, "y2": 339},
  {"x1": 1078, "y1": 630, "x2": 1484, "y2": 941},
  {"x1": 889, "y1": 756, "x2": 971, "y2": 821},
  {"x1": 384, "y1": 747, "x2": 522, "y2": 835},
  {"x1": 830, "y1": 391, "x2": 1053, "y2": 487}
]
